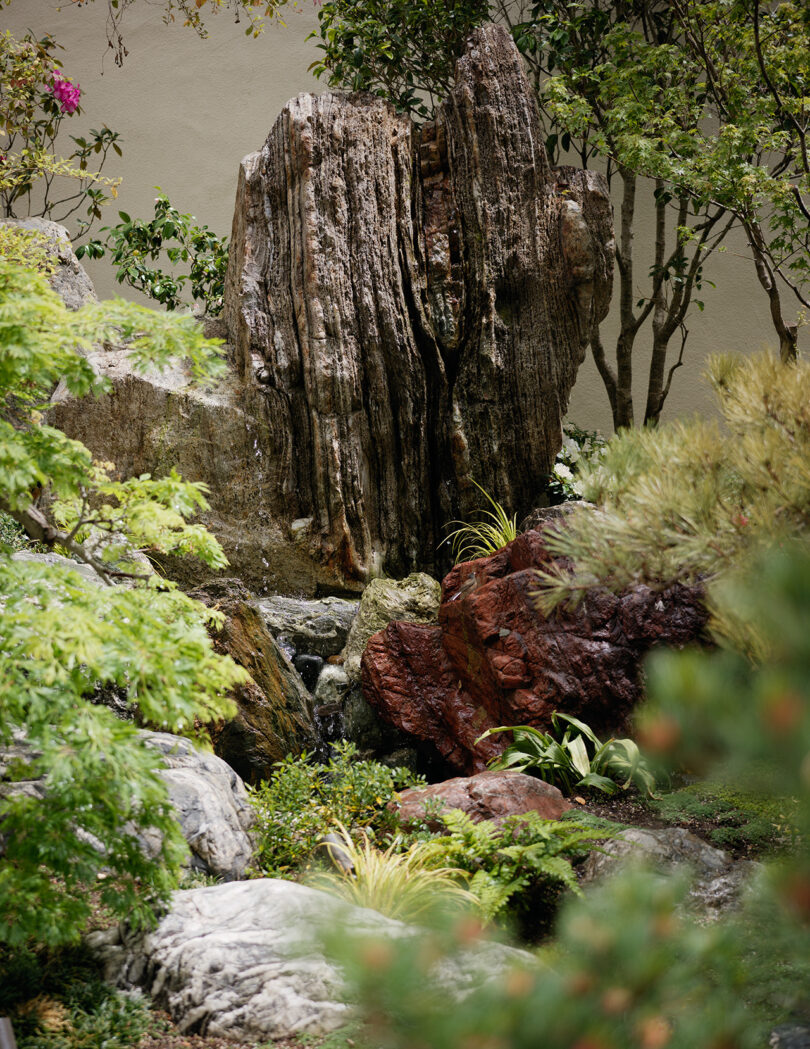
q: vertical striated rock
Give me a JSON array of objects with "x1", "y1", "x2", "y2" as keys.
[
  {"x1": 225, "y1": 24, "x2": 613, "y2": 586},
  {"x1": 50, "y1": 26, "x2": 612, "y2": 595}
]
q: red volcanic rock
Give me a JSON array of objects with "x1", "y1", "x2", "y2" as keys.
[
  {"x1": 394, "y1": 770, "x2": 572, "y2": 829},
  {"x1": 361, "y1": 529, "x2": 707, "y2": 775}
]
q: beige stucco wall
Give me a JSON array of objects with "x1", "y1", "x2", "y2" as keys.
[{"x1": 3, "y1": 0, "x2": 789, "y2": 433}]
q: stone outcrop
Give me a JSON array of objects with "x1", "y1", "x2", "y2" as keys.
[
  {"x1": 1, "y1": 730, "x2": 256, "y2": 880},
  {"x1": 139, "y1": 732, "x2": 256, "y2": 880},
  {"x1": 222, "y1": 22, "x2": 612, "y2": 586},
  {"x1": 342, "y1": 572, "x2": 441, "y2": 682},
  {"x1": 580, "y1": 826, "x2": 758, "y2": 921},
  {"x1": 88, "y1": 879, "x2": 533, "y2": 1041},
  {"x1": 48, "y1": 26, "x2": 612, "y2": 593},
  {"x1": 394, "y1": 770, "x2": 572, "y2": 829},
  {"x1": 189, "y1": 579, "x2": 317, "y2": 783},
  {"x1": 361, "y1": 528, "x2": 708, "y2": 775},
  {"x1": 2, "y1": 217, "x2": 96, "y2": 310},
  {"x1": 256, "y1": 594, "x2": 359, "y2": 661}
]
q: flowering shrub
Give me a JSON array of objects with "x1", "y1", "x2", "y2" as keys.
[
  {"x1": 0, "y1": 31, "x2": 121, "y2": 237},
  {"x1": 47, "y1": 70, "x2": 81, "y2": 114},
  {"x1": 548, "y1": 423, "x2": 606, "y2": 502}
]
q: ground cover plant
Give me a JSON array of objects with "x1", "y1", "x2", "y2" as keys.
[
  {"x1": 248, "y1": 741, "x2": 425, "y2": 876},
  {"x1": 478, "y1": 712, "x2": 658, "y2": 797}
]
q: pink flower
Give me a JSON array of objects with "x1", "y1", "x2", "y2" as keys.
[{"x1": 48, "y1": 71, "x2": 81, "y2": 114}]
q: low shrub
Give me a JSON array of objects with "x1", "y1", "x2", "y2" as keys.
[
  {"x1": 478, "y1": 712, "x2": 658, "y2": 797},
  {"x1": 416, "y1": 808, "x2": 611, "y2": 938},
  {"x1": 249, "y1": 741, "x2": 425, "y2": 876}
]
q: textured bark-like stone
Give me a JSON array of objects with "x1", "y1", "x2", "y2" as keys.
[
  {"x1": 224, "y1": 24, "x2": 613, "y2": 585},
  {"x1": 361, "y1": 529, "x2": 708, "y2": 775},
  {"x1": 50, "y1": 26, "x2": 611, "y2": 594}
]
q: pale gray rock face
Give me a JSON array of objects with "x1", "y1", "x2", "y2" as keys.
[
  {"x1": 342, "y1": 572, "x2": 441, "y2": 683},
  {"x1": 0, "y1": 731, "x2": 256, "y2": 879},
  {"x1": 2, "y1": 218, "x2": 96, "y2": 310},
  {"x1": 581, "y1": 826, "x2": 757, "y2": 920},
  {"x1": 87, "y1": 879, "x2": 534, "y2": 1041},
  {"x1": 256, "y1": 595, "x2": 359, "y2": 659},
  {"x1": 139, "y1": 732, "x2": 256, "y2": 880},
  {"x1": 11, "y1": 549, "x2": 104, "y2": 587}
]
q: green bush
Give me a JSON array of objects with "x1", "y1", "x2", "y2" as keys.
[
  {"x1": 249, "y1": 742, "x2": 425, "y2": 876},
  {"x1": 78, "y1": 191, "x2": 228, "y2": 315},
  {"x1": 0, "y1": 259, "x2": 247, "y2": 948}
]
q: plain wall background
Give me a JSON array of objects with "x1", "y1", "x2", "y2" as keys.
[{"x1": 3, "y1": 0, "x2": 791, "y2": 434}]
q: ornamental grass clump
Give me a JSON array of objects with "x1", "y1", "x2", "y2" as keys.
[
  {"x1": 441, "y1": 480, "x2": 518, "y2": 563},
  {"x1": 307, "y1": 823, "x2": 476, "y2": 923}
]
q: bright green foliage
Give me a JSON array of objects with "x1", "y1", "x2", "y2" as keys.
[
  {"x1": 0, "y1": 30, "x2": 122, "y2": 236},
  {"x1": 0, "y1": 260, "x2": 249, "y2": 947},
  {"x1": 539, "y1": 0, "x2": 809, "y2": 361},
  {"x1": 311, "y1": 0, "x2": 489, "y2": 118},
  {"x1": 440, "y1": 480, "x2": 518, "y2": 564},
  {"x1": 416, "y1": 808, "x2": 609, "y2": 927},
  {"x1": 249, "y1": 742, "x2": 425, "y2": 876},
  {"x1": 535, "y1": 353, "x2": 810, "y2": 652},
  {"x1": 78, "y1": 191, "x2": 229, "y2": 315},
  {"x1": 326, "y1": 543, "x2": 810, "y2": 1047},
  {"x1": 307, "y1": 823, "x2": 475, "y2": 922},
  {"x1": 478, "y1": 712, "x2": 657, "y2": 797}
]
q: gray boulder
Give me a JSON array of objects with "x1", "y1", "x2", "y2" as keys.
[
  {"x1": 343, "y1": 572, "x2": 441, "y2": 682},
  {"x1": 581, "y1": 826, "x2": 757, "y2": 920},
  {"x1": 87, "y1": 879, "x2": 533, "y2": 1041},
  {"x1": 256, "y1": 595, "x2": 359, "y2": 660},
  {"x1": 0, "y1": 730, "x2": 255, "y2": 880},
  {"x1": 140, "y1": 732, "x2": 256, "y2": 880},
  {"x1": 2, "y1": 218, "x2": 96, "y2": 310}
]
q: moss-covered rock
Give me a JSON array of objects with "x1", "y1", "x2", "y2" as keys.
[
  {"x1": 342, "y1": 572, "x2": 441, "y2": 682},
  {"x1": 190, "y1": 579, "x2": 317, "y2": 783}
]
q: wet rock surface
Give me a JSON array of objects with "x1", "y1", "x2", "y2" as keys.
[
  {"x1": 580, "y1": 826, "x2": 758, "y2": 921},
  {"x1": 362, "y1": 529, "x2": 708, "y2": 775},
  {"x1": 88, "y1": 880, "x2": 534, "y2": 1041},
  {"x1": 189, "y1": 579, "x2": 317, "y2": 784},
  {"x1": 394, "y1": 770, "x2": 572, "y2": 829},
  {"x1": 256, "y1": 595, "x2": 359, "y2": 660}
]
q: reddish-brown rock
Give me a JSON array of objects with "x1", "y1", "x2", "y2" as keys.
[
  {"x1": 362, "y1": 528, "x2": 708, "y2": 775},
  {"x1": 394, "y1": 770, "x2": 572, "y2": 829}
]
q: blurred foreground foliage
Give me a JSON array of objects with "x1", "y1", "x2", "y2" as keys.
[{"x1": 327, "y1": 533, "x2": 810, "y2": 1049}]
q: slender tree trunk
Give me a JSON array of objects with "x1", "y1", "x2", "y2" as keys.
[{"x1": 613, "y1": 167, "x2": 637, "y2": 429}]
